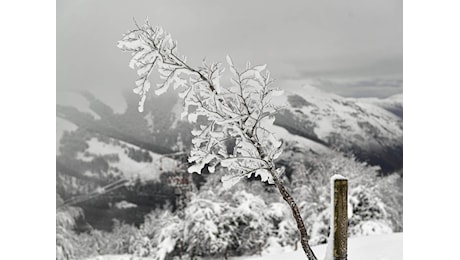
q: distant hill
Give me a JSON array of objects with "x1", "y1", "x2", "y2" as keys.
[
  {"x1": 57, "y1": 85, "x2": 402, "y2": 187},
  {"x1": 56, "y1": 85, "x2": 402, "y2": 229}
]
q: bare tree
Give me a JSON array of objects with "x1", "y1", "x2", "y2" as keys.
[{"x1": 118, "y1": 19, "x2": 318, "y2": 260}]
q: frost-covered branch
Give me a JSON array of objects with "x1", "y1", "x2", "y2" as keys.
[
  {"x1": 118, "y1": 20, "x2": 317, "y2": 260},
  {"x1": 118, "y1": 19, "x2": 284, "y2": 187}
]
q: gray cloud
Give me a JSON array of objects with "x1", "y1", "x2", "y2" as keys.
[
  {"x1": 309, "y1": 78, "x2": 403, "y2": 98},
  {"x1": 57, "y1": 0, "x2": 402, "y2": 109}
]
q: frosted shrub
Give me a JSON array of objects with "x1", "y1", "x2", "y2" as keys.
[
  {"x1": 267, "y1": 202, "x2": 299, "y2": 248},
  {"x1": 349, "y1": 220, "x2": 393, "y2": 236},
  {"x1": 184, "y1": 190, "x2": 273, "y2": 257},
  {"x1": 307, "y1": 209, "x2": 330, "y2": 245},
  {"x1": 348, "y1": 186, "x2": 393, "y2": 236},
  {"x1": 150, "y1": 213, "x2": 184, "y2": 259},
  {"x1": 56, "y1": 205, "x2": 84, "y2": 260},
  {"x1": 276, "y1": 219, "x2": 299, "y2": 248},
  {"x1": 281, "y1": 150, "x2": 402, "y2": 243},
  {"x1": 129, "y1": 235, "x2": 152, "y2": 257},
  {"x1": 230, "y1": 191, "x2": 273, "y2": 255},
  {"x1": 374, "y1": 172, "x2": 403, "y2": 231},
  {"x1": 96, "y1": 220, "x2": 140, "y2": 255},
  {"x1": 125, "y1": 210, "x2": 168, "y2": 257},
  {"x1": 184, "y1": 194, "x2": 228, "y2": 257}
]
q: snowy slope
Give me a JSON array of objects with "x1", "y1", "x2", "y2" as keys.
[
  {"x1": 269, "y1": 124, "x2": 331, "y2": 154},
  {"x1": 57, "y1": 85, "x2": 403, "y2": 173},
  {"x1": 351, "y1": 93, "x2": 403, "y2": 119},
  {"x1": 274, "y1": 84, "x2": 402, "y2": 147},
  {"x1": 77, "y1": 137, "x2": 179, "y2": 181},
  {"x1": 273, "y1": 84, "x2": 403, "y2": 172}
]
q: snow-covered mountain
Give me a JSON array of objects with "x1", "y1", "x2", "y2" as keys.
[
  {"x1": 271, "y1": 85, "x2": 403, "y2": 172},
  {"x1": 350, "y1": 93, "x2": 403, "y2": 119},
  {"x1": 57, "y1": 90, "x2": 191, "y2": 200},
  {"x1": 56, "y1": 85, "x2": 402, "y2": 231},
  {"x1": 57, "y1": 85, "x2": 403, "y2": 191}
]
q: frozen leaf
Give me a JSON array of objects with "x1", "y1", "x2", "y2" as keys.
[
  {"x1": 138, "y1": 95, "x2": 146, "y2": 112},
  {"x1": 253, "y1": 64, "x2": 267, "y2": 72},
  {"x1": 188, "y1": 113, "x2": 198, "y2": 123},
  {"x1": 270, "y1": 89, "x2": 284, "y2": 96},
  {"x1": 225, "y1": 55, "x2": 234, "y2": 67},
  {"x1": 154, "y1": 85, "x2": 168, "y2": 96},
  {"x1": 221, "y1": 174, "x2": 245, "y2": 189},
  {"x1": 254, "y1": 169, "x2": 273, "y2": 183}
]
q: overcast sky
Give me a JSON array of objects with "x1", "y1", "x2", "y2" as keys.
[{"x1": 57, "y1": 0, "x2": 402, "y2": 111}]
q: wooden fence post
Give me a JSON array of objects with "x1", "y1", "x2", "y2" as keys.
[{"x1": 333, "y1": 178, "x2": 348, "y2": 260}]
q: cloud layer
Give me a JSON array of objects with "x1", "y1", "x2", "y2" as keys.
[{"x1": 57, "y1": 0, "x2": 402, "y2": 110}]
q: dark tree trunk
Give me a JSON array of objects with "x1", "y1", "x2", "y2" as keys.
[{"x1": 271, "y1": 171, "x2": 318, "y2": 260}]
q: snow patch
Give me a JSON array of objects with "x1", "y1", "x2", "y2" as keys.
[
  {"x1": 113, "y1": 200, "x2": 138, "y2": 209},
  {"x1": 269, "y1": 124, "x2": 330, "y2": 154},
  {"x1": 78, "y1": 137, "x2": 178, "y2": 181}
]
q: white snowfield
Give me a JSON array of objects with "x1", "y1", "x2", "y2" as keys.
[
  {"x1": 236, "y1": 233, "x2": 402, "y2": 260},
  {"x1": 85, "y1": 233, "x2": 402, "y2": 260},
  {"x1": 268, "y1": 124, "x2": 331, "y2": 154},
  {"x1": 77, "y1": 137, "x2": 179, "y2": 181}
]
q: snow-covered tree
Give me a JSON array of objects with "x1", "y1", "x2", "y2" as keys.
[
  {"x1": 183, "y1": 193, "x2": 230, "y2": 258},
  {"x1": 267, "y1": 202, "x2": 300, "y2": 249},
  {"x1": 118, "y1": 19, "x2": 317, "y2": 260},
  {"x1": 229, "y1": 190, "x2": 274, "y2": 255},
  {"x1": 56, "y1": 205, "x2": 83, "y2": 260}
]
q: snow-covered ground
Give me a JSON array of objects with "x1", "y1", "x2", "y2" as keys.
[
  {"x1": 85, "y1": 233, "x2": 402, "y2": 260},
  {"x1": 235, "y1": 233, "x2": 402, "y2": 260}
]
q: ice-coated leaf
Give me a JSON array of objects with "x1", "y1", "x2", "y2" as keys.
[
  {"x1": 270, "y1": 89, "x2": 284, "y2": 97},
  {"x1": 180, "y1": 110, "x2": 188, "y2": 120},
  {"x1": 208, "y1": 164, "x2": 216, "y2": 173},
  {"x1": 221, "y1": 174, "x2": 245, "y2": 189},
  {"x1": 252, "y1": 64, "x2": 267, "y2": 72},
  {"x1": 188, "y1": 113, "x2": 198, "y2": 123},
  {"x1": 178, "y1": 88, "x2": 190, "y2": 99},
  {"x1": 143, "y1": 80, "x2": 151, "y2": 92},
  {"x1": 225, "y1": 55, "x2": 234, "y2": 67},
  {"x1": 254, "y1": 169, "x2": 273, "y2": 183},
  {"x1": 220, "y1": 158, "x2": 234, "y2": 168},
  {"x1": 209, "y1": 130, "x2": 225, "y2": 139},
  {"x1": 272, "y1": 146, "x2": 283, "y2": 159},
  {"x1": 133, "y1": 85, "x2": 143, "y2": 95},
  {"x1": 191, "y1": 129, "x2": 202, "y2": 136},
  {"x1": 188, "y1": 163, "x2": 203, "y2": 174},
  {"x1": 154, "y1": 85, "x2": 168, "y2": 96},
  {"x1": 138, "y1": 95, "x2": 146, "y2": 113}
]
